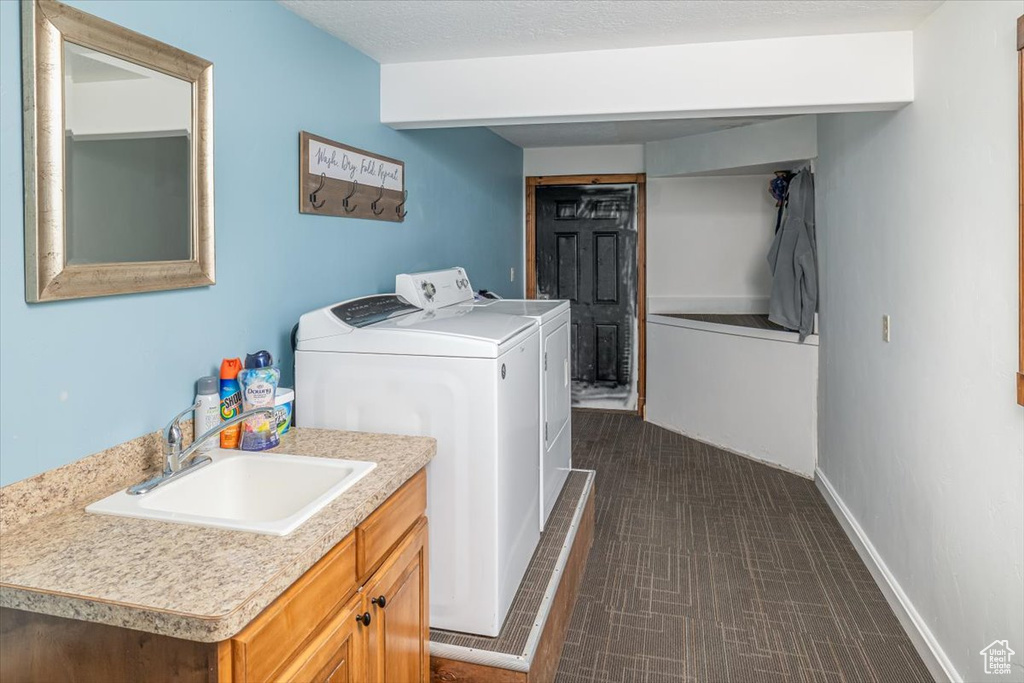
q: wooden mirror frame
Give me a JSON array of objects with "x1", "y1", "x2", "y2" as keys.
[
  {"x1": 22, "y1": 0, "x2": 214, "y2": 302},
  {"x1": 1018, "y1": 14, "x2": 1023, "y2": 405}
]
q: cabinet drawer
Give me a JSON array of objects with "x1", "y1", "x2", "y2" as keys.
[
  {"x1": 357, "y1": 468, "x2": 426, "y2": 579},
  {"x1": 275, "y1": 592, "x2": 364, "y2": 683},
  {"x1": 232, "y1": 533, "x2": 357, "y2": 683}
]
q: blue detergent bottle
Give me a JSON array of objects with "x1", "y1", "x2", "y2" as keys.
[{"x1": 238, "y1": 350, "x2": 281, "y2": 451}]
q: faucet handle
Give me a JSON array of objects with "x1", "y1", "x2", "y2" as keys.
[
  {"x1": 163, "y1": 402, "x2": 201, "y2": 471},
  {"x1": 164, "y1": 401, "x2": 201, "y2": 441}
]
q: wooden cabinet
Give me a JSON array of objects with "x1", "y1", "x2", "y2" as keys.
[
  {"x1": 230, "y1": 534, "x2": 359, "y2": 682},
  {"x1": 362, "y1": 518, "x2": 429, "y2": 683},
  {"x1": 270, "y1": 517, "x2": 428, "y2": 683},
  {"x1": 228, "y1": 469, "x2": 428, "y2": 683},
  {"x1": 274, "y1": 593, "x2": 364, "y2": 683},
  {"x1": 357, "y1": 470, "x2": 427, "y2": 580},
  {"x1": 0, "y1": 468, "x2": 429, "y2": 683}
]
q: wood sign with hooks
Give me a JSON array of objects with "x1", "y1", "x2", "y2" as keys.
[{"x1": 299, "y1": 131, "x2": 407, "y2": 222}]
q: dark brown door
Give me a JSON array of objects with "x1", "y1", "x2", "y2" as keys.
[{"x1": 535, "y1": 184, "x2": 637, "y2": 405}]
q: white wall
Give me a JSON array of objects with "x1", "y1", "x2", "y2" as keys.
[
  {"x1": 382, "y1": 32, "x2": 913, "y2": 128},
  {"x1": 645, "y1": 115, "x2": 817, "y2": 178},
  {"x1": 647, "y1": 316, "x2": 818, "y2": 476},
  {"x1": 815, "y1": 2, "x2": 1023, "y2": 681},
  {"x1": 647, "y1": 175, "x2": 778, "y2": 313},
  {"x1": 523, "y1": 144, "x2": 644, "y2": 176},
  {"x1": 525, "y1": 148, "x2": 781, "y2": 313}
]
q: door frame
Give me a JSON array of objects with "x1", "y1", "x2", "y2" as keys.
[{"x1": 525, "y1": 173, "x2": 647, "y2": 418}]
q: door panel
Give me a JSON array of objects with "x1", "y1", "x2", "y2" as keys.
[
  {"x1": 381, "y1": 561, "x2": 420, "y2": 683},
  {"x1": 536, "y1": 185, "x2": 637, "y2": 407},
  {"x1": 594, "y1": 232, "x2": 619, "y2": 304},
  {"x1": 555, "y1": 233, "x2": 579, "y2": 301},
  {"x1": 277, "y1": 593, "x2": 364, "y2": 683},
  {"x1": 363, "y1": 518, "x2": 429, "y2": 683},
  {"x1": 595, "y1": 324, "x2": 619, "y2": 382}
]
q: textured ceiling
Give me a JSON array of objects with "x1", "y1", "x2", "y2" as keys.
[
  {"x1": 279, "y1": 0, "x2": 941, "y2": 64},
  {"x1": 491, "y1": 116, "x2": 784, "y2": 148}
]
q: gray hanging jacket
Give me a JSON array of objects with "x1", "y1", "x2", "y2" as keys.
[{"x1": 767, "y1": 168, "x2": 817, "y2": 341}]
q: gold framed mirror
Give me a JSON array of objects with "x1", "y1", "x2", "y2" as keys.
[{"x1": 22, "y1": 0, "x2": 213, "y2": 302}]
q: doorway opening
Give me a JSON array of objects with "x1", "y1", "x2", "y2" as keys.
[{"x1": 526, "y1": 174, "x2": 647, "y2": 416}]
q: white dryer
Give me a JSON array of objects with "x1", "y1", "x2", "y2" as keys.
[
  {"x1": 396, "y1": 268, "x2": 572, "y2": 531},
  {"x1": 295, "y1": 295, "x2": 541, "y2": 637}
]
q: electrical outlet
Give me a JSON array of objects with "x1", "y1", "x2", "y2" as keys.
[
  {"x1": 510, "y1": 267, "x2": 515, "y2": 282},
  {"x1": 882, "y1": 315, "x2": 891, "y2": 342}
]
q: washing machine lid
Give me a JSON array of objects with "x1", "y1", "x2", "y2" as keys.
[
  {"x1": 466, "y1": 299, "x2": 570, "y2": 324},
  {"x1": 296, "y1": 295, "x2": 537, "y2": 358}
]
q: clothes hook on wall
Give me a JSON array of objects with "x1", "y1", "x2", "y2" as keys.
[
  {"x1": 396, "y1": 190, "x2": 408, "y2": 219},
  {"x1": 371, "y1": 183, "x2": 386, "y2": 216},
  {"x1": 342, "y1": 180, "x2": 359, "y2": 213},
  {"x1": 309, "y1": 173, "x2": 326, "y2": 209}
]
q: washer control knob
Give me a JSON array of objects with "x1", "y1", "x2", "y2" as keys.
[{"x1": 421, "y1": 281, "x2": 436, "y2": 300}]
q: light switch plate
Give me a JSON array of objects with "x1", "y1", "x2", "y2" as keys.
[{"x1": 882, "y1": 315, "x2": 891, "y2": 342}]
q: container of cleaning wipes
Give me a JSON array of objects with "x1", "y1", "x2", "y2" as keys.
[
  {"x1": 238, "y1": 350, "x2": 280, "y2": 451},
  {"x1": 274, "y1": 388, "x2": 294, "y2": 436}
]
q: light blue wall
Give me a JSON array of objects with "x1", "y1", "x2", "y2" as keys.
[{"x1": 0, "y1": 0, "x2": 524, "y2": 485}]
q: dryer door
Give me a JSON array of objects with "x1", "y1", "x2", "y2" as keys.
[
  {"x1": 541, "y1": 317, "x2": 572, "y2": 527},
  {"x1": 544, "y1": 320, "x2": 571, "y2": 446}
]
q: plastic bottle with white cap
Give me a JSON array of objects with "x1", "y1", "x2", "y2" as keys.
[{"x1": 194, "y1": 376, "x2": 221, "y2": 452}]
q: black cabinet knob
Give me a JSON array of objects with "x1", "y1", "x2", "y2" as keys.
[
  {"x1": 355, "y1": 612, "x2": 371, "y2": 626},
  {"x1": 371, "y1": 595, "x2": 387, "y2": 608}
]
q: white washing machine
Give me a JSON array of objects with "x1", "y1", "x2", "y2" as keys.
[
  {"x1": 295, "y1": 294, "x2": 541, "y2": 637},
  {"x1": 396, "y1": 268, "x2": 572, "y2": 531}
]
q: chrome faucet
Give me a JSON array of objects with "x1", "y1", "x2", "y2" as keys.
[
  {"x1": 127, "y1": 404, "x2": 276, "y2": 495},
  {"x1": 162, "y1": 401, "x2": 200, "y2": 474}
]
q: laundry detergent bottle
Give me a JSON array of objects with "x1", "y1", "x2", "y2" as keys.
[{"x1": 238, "y1": 351, "x2": 280, "y2": 451}]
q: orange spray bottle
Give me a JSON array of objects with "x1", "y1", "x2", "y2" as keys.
[{"x1": 219, "y1": 358, "x2": 243, "y2": 448}]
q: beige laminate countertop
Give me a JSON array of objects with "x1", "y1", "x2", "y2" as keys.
[{"x1": 0, "y1": 428, "x2": 435, "y2": 642}]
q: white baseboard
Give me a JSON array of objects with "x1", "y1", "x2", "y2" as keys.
[
  {"x1": 646, "y1": 295, "x2": 768, "y2": 314},
  {"x1": 814, "y1": 469, "x2": 960, "y2": 683}
]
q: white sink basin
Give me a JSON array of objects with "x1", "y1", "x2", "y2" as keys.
[{"x1": 87, "y1": 450, "x2": 376, "y2": 536}]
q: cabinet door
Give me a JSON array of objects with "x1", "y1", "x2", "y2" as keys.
[
  {"x1": 230, "y1": 533, "x2": 358, "y2": 683},
  {"x1": 363, "y1": 517, "x2": 429, "y2": 683},
  {"x1": 275, "y1": 592, "x2": 366, "y2": 683}
]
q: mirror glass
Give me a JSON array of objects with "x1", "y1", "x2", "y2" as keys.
[{"x1": 63, "y1": 42, "x2": 192, "y2": 265}]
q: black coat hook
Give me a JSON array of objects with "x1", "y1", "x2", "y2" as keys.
[
  {"x1": 396, "y1": 190, "x2": 408, "y2": 219},
  {"x1": 371, "y1": 183, "x2": 386, "y2": 216},
  {"x1": 342, "y1": 180, "x2": 359, "y2": 213},
  {"x1": 309, "y1": 173, "x2": 326, "y2": 209}
]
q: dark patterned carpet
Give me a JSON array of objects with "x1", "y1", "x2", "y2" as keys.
[{"x1": 556, "y1": 410, "x2": 931, "y2": 683}]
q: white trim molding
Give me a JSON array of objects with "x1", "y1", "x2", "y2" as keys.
[
  {"x1": 648, "y1": 313, "x2": 817, "y2": 346},
  {"x1": 815, "y1": 469, "x2": 961, "y2": 683}
]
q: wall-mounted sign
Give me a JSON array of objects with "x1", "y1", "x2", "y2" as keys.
[{"x1": 299, "y1": 131, "x2": 407, "y2": 222}]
